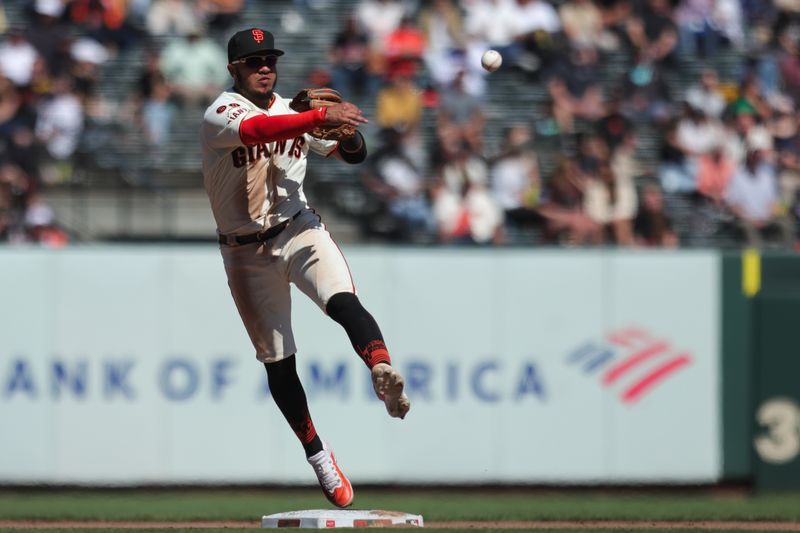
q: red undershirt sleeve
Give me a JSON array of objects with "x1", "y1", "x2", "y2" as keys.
[{"x1": 239, "y1": 108, "x2": 327, "y2": 145}]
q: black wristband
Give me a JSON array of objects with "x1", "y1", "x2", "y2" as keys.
[{"x1": 338, "y1": 131, "x2": 367, "y2": 164}]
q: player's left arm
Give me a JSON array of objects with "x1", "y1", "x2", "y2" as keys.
[
  {"x1": 336, "y1": 131, "x2": 367, "y2": 164},
  {"x1": 307, "y1": 130, "x2": 367, "y2": 163}
]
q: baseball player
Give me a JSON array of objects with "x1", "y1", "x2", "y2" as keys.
[{"x1": 200, "y1": 27, "x2": 410, "y2": 508}]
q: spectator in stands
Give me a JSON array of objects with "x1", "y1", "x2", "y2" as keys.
[
  {"x1": 127, "y1": 0, "x2": 152, "y2": 27},
  {"x1": 771, "y1": 101, "x2": 800, "y2": 219},
  {"x1": 137, "y1": 48, "x2": 165, "y2": 101},
  {"x1": 509, "y1": 0, "x2": 563, "y2": 75},
  {"x1": 140, "y1": 76, "x2": 175, "y2": 145},
  {"x1": 0, "y1": 162, "x2": 33, "y2": 242},
  {"x1": 634, "y1": 180, "x2": 678, "y2": 247},
  {"x1": 513, "y1": 0, "x2": 563, "y2": 42},
  {"x1": 375, "y1": 70, "x2": 426, "y2": 170},
  {"x1": 0, "y1": 73, "x2": 39, "y2": 181},
  {"x1": 201, "y1": 0, "x2": 245, "y2": 33},
  {"x1": 596, "y1": 94, "x2": 634, "y2": 151},
  {"x1": 463, "y1": 0, "x2": 521, "y2": 62},
  {"x1": 439, "y1": 142, "x2": 490, "y2": 195},
  {"x1": 714, "y1": 0, "x2": 745, "y2": 50},
  {"x1": 432, "y1": 176, "x2": 504, "y2": 245},
  {"x1": 361, "y1": 127, "x2": 432, "y2": 241},
  {"x1": 547, "y1": 45, "x2": 605, "y2": 133},
  {"x1": 329, "y1": 15, "x2": 380, "y2": 98},
  {"x1": 146, "y1": 0, "x2": 205, "y2": 37},
  {"x1": 619, "y1": 56, "x2": 673, "y2": 123},
  {"x1": 584, "y1": 159, "x2": 637, "y2": 245},
  {"x1": 490, "y1": 124, "x2": 543, "y2": 233},
  {"x1": 0, "y1": 77, "x2": 29, "y2": 136},
  {"x1": 724, "y1": 147, "x2": 794, "y2": 247},
  {"x1": 419, "y1": 0, "x2": 468, "y2": 90},
  {"x1": 6, "y1": 129, "x2": 40, "y2": 190},
  {"x1": 625, "y1": 0, "x2": 678, "y2": 69},
  {"x1": 696, "y1": 143, "x2": 735, "y2": 202},
  {"x1": 611, "y1": 128, "x2": 642, "y2": 188},
  {"x1": 723, "y1": 101, "x2": 773, "y2": 166},
  {"x1": 433, "y1": 145, "x2": 503, "y2": 245},
  {"x1": 461, "y1": 0, "x2": 520, "y2": 95},
  {"x1": 610, "y1": 128, "x2": 643, "y2": 228},
  {"x1": 35, "y1": 75, "x2": 84, "y2": 184},
  {"x1": 777, "y1": 27, "x2": 800, "y2": 103},
  {"x1": 25, "y1": 0, "x2": 71, "y2": 77},
  {"x1": 538, "y1": 157, "x2": 602, "y2": 244},
  {"x1": 127, "y1": 45, "x2": 173, "y2": 147},
  {"x1": 69, "y1": 0, "x2": 126, "y2": 31},
  {"x1": 559, "y1": 0, "x2": 605, "y2": 51},
  {"x1": 659, "y1": 118, "x2": 697, "y2": 194},
  {"x1": 660, "y1": 100, "x2": 728, "y2": 200},
  {"x1": 70, "y1": 37, "x2": 110, "y2": 97},
  {"x1": 769, "y1": 94, "x2": 797, "y2": 153},
  {"x1": 685, "y1": 68, "x2": 727, "y2": 119},
  {"x1": 159, "y1": 31, "x2": 228, "y2": 106},
  {"x1": 383, "y1": 14, "x2": 426, "y2": 82},
  {"x1": 356, "y1": 0, "x2": 407, "y2": 50},
  {"x1": 676, "y1": 100, "x2": 726, "y2": 158},
  {"x1": 24, "y1": 193, "x2": 68, "y2": 246},
  {"x1": 596, "y1": 0, "x2": 632, "y2": 51},
  {"x1": 0, "y1": 29, "x2": 40, "y2": 88},
  {"x1": 674, "y1": 0, "x2": 724, "y2": 58},
  {"x1": 579, "y1": 134, "x2": 638, "y2": 245},
  {"x1": 436, "y1": 69, "x2": 486, "y2": 156},
  {"x1": 69, "y1": 0, "x2": 140, "y2": 52},
  {"x1": 731, "y1": 74, "x2": 771, "y2": 120}
]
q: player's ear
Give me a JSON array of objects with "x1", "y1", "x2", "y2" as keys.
[{"x1": 227, "y1": 64, "x2": 235, "y2": 78}]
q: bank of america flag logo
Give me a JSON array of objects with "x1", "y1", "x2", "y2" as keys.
[{"x1": 566, "y1": 327, "x2": 692, "y2": 405}]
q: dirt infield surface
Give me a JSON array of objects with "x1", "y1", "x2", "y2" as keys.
[{"x1": 1, "y1": 521, "x2": 800, "y2": 530}]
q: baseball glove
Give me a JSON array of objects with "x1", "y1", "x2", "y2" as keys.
[{"x1": 289, "y1": 87, "x2": 358, "y2": 140}]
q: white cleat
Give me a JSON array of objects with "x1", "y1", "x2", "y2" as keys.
[
  {"x1": 371, "y1": 363, "x2": 411, "y2": 419},
  {"x1": 307, "y1": 442, "x2": 353, "y2": 508}
]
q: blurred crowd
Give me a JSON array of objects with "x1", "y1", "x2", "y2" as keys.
[
  {"x1": 329, "y1": 0, "x2": 800, "y2": 248},
  {"x1": 1, "y1": 0, "x2": 799, "y2": 248},
  {"x1": 0, "y1": 0, "x2": 244, "y2": 244}
]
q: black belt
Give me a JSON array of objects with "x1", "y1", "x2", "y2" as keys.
[{"x1": 218, "y1": 211, "x2": 302, "y2": 246}]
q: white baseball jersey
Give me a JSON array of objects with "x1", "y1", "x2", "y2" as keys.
[
  {"x1": 200, "y1": 89, "x2": 356, "y2": 363},
  {"x1": 201, "y1": 89, "x2": 339, "y2": 236}
]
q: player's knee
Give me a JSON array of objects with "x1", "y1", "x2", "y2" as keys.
[
  {"x1": 326, "y1": 292, "x2": 363, "y2": 323},
  {"x1": 264, "y1": 354, "x2": 297, "y2": 380}
]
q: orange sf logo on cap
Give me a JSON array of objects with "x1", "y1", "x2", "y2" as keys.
[{"x1": 252, "y1": 29, "x2": 264, "y2": 43}]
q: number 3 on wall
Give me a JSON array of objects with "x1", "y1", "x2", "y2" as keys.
[{"x1": 754, "y1": 398, "x2": 800, "y2": 464}]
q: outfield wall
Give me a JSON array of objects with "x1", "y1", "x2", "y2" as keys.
[{"x1": 0, "y1": 247, "x2": 721, "y2": 484}]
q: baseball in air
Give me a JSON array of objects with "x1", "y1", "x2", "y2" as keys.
[{"x1": 481, "y1": 50, "x2": 502, "y2": 72}]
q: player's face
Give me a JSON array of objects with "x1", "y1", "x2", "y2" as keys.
[{"x1": 229, "y1": 55, "x2": 279, "y2": 104}]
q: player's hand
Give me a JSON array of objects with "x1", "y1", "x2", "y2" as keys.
[{"x1": 324, "y1": 102, "x2": 368, "y2": 128}]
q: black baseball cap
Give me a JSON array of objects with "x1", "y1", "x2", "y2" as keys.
[{"x1": 227, "y1": 28, "x2": 285, "y2": 63}]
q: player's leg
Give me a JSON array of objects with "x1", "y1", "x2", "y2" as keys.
[
  {"x1": 326, "y1": 292, "x2": 410, "y2": 419},
  {"x1": 264, "y1": 356, "x2": 353, "y2": 508},
  {"x1": 222, "y1": 245, "x2": 318, "y2": 449},
  {"x1": 326, "y1": 292, "x2": 389, "y2": 368},
  {"x1": 221, "y1": 245, "x2": 297, "y2": 361},
  {"x1": 221, "y1": 244, "x2": 352, "y2": 507},
  {"x1": 264, "y1": 355, "x2": 322, "y2": 457},
  {"x1": 285, "y1": 219, "x2": 410, "y2": 419}
]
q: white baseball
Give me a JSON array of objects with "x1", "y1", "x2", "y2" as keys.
[{"x1": 481, "y1": 49, "x2": 502, "y2": 72}]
